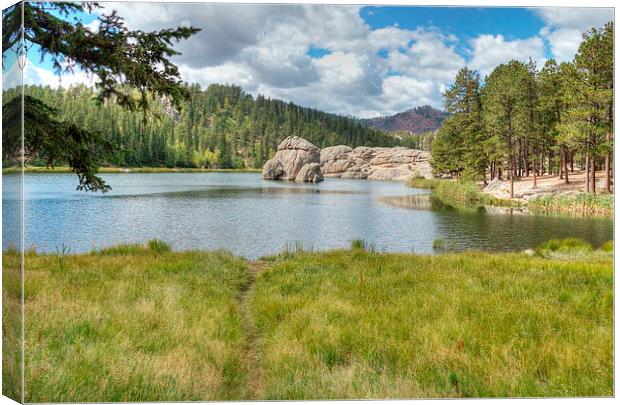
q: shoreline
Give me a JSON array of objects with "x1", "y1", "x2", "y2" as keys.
[{"x1": 2, "y1": 166, "x2": 261, "y2": 174}]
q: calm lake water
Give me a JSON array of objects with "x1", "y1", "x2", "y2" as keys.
[{"x1": 2, "y1": 172, "x2": 613, "y2": 259}]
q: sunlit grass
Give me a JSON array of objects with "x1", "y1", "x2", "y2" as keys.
[
  {"x1": 8, "y1": 242, "x2": 614, "y2": 400},
  {"x1": 529, "y1": 192, "x2": 613, "y2": 217},
  {"x1": 22, "y1": 246, "x2": 251, "y2": 402},
  {"x1": 249, "y1": 249, "x2": 612, "y2": 398},
  {"x1": 2, "y1": 249, "x2": 22, "y2": 402}
]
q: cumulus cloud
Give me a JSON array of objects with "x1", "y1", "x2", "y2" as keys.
[
  {"x1": 469, "y1": 35, "x2": 545, "y2": 77},
  {"x1": 534, "y1": 7, "x2": 613, "y2": 61},
  {"x1": 23, "y1": 58, "x2": 97, "y2": 88},
  {"x1": 24, "y1": 4, "x2": 613, "y2": 118},
  {"x1": 88, "y1": 2, "x2": 464, "y2": 117}
]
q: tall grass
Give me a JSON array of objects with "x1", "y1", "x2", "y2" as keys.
[
  {"x1": 528, "y1": 193, "x2": 613, "y2": 217},
  {"x1": 9, "y1": 244, "x2": 614, "y2": 400},
  {"x1": 23, "y1": 249, "x2": 251, "y2": 402},
  {"x1": 2, "y1": 250, "x2": 22, "y2": 402},
  {"x1": 249, "y1": 249, "x2": 612, "y2": 398},
  {"x1": 421, "y1": 179, "x2": 519, "y2": 209}
]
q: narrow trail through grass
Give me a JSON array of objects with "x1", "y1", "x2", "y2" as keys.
[
  {"x1": 8, "y1": 241, "x2": 613, "y2": 400},
  {"x1": 239, "y1": 260, "x2": 268, "y2": 399}
]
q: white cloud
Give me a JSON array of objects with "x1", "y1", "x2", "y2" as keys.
[
  {"x1": 469, "y1": 35, "x2": 545, "y2": 77},
  {"x1": 534, "y1": 7, "x2": 613, "y2": 61},
  {"x1": 23, "y1": 59, "x2": 97, "y2": 88},
  {"x1": 89, "y1": 2, "x2": 458, "y2": 117},
  {"x1": 25, "y1": 4, "x2": 613, "y2": 118}
]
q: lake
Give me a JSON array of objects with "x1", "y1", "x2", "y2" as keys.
[{"x1": 2, "y1": 172, "x2": 613, "y2": 259}]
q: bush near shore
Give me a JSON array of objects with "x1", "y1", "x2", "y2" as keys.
[{"x1": 6, "y1": 239, "x2": 613, "y2": 401}]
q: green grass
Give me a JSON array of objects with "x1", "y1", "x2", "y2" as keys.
[
  {"x1": 2, "y1": 250, "x2": 23, "y2": 402},
  {"x1": 22, "y1": 246, "x2": 252, "y2": 402},
  {"x1": 250, "y1": 248, "x2": 612, "y2": 399},
  {"x1": 409, "y1": 178, "x2": 440, "y2": 190},
  {"x1": 2, "y1": 165, "x2": 261, "y2": 174},
  {"x1": 6, "y1": 242, "x2": 613, "y2": 400},
  {"x1": 410, "y1": 178, "x2": 520, "y2": 210},
  {"x1": 528, "y1": 192, "x2": 613, "y2": 218}
]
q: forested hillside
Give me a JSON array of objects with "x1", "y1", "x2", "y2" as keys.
[
  {"x1": 361, "y1": 105, "x2": 449, "y2": 134},
  {"x1": 6, "y1": 84, "x2": 397, "y2": 169}
]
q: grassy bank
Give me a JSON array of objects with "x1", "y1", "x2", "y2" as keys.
[
  {"x1": 410, "y1": 178, "x2": 613, "y2": 217},
  {"x1": 2, "y1": 166, "x2": 261, "y2": 174},
  {"x1": 409, "y1": 178, "x2": 520, "y2": 209},
  {"x1": 21, "y1": 244, "x2": 252, "y2": 402},
  {"x1": 7, "y1": 240, "x2": 612, "y2": 400},
  {"x1": 528, "y1": 192, "x2": 614, "y2": 217}
]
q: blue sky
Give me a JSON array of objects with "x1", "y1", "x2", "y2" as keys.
[{"x1": 11, "y1": 3, "x2": 614, "y2": 117}]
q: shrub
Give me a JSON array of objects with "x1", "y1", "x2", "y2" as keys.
[
  {"x1": 409, "y1": 178, "x2": 440, "y2": 190},
  {"x1": 350, "y1": 239, "x2": 376, "y2": 252},
  {"x1": 536, "y1": 238, "x2": 593, "y2": 258}
]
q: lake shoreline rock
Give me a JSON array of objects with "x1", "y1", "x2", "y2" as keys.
[
  {"x1": 261, "y1": 136, "x2": 323, "y2": 182},
  {"x1": 262, "y1": 136, "x2": 433, "y2": 183}
]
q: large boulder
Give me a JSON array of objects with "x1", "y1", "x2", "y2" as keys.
[
  {"x1": 295, "y1": 163, "x2": 323, "y2": 183},
  {"x1": 262, "y1": 136, "x2": 433, "y2": 182},
  {"x1": 320, "y1": 145, "x2": 354, "y2": 177},
  {"x1": 262, "y1": 136, "x2": 323, "y2": 182},
  {"x1": 321, "y1": 145, "x2": 432, "y2": 181}
]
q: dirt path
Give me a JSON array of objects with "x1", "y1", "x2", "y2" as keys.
[
  {"x1": 239, "y1": 260, "x2": 268, "y2": 399},
  {"x1": 483, "y1": 170, "x2": 612, "y2": 200}
]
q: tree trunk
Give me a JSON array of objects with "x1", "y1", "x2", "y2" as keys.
[
  {"x1": 605, "y1": 132, "x2": 611, "y2": 193},
  {"x1": 585, "y1": 155, "x2": 590, "y2": 193},
  {"x1": 559, "y1": 148, "x2": 564, "y2": 179},
  {"x1": 532, "y1": 155, "x2": 537, "y2": 189},
  {"x1": 591, "y1": 155, "x2": 597, "y2": 194},
  {"x1": 508, "y1": 150, "x2": 515, "y2": 199},
  {"x1": 563, "y1": 148, "x2": 569, "y2": 184},
  {"x1": 548, "y1": 151, "x2": 553, "y2": 174}
]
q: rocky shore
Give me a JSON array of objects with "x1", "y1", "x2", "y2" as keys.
[{"x1": 262, "y1": 136, "x2": 432, "y2": 182}]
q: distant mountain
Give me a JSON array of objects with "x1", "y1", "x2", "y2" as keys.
[{"x1": 361, "y1": 105, "x2": 449, "y2": 135}]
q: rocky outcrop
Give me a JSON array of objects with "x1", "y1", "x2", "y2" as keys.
[
  {"x1": 262, "y1": 136, "x2": 432, "y2": 182},
  {"x1": 320, "y1": 145, "x2": 432, "y2": 181},
  {"x1": 262, "y1": 136, "x2": 323, "y2": 182}
]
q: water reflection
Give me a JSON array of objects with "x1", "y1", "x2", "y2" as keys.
[{"x1": 2, "y1": 172, "x2": 613, "y2": 259}]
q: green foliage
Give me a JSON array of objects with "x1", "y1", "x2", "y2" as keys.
[
  {"x1": 350, "y1": 239, "x2": 375, "y2": 251},
  {"x1": 600, "y1": 240, "x2": 613, "y2": 252},
  {"x1": 430, "y1": 22, "x2": 613, "y2": 195},
  {"x1": 431, "y1": 68, "x2": 486, "y2": 180},
  {"x1": 54, "y1": 244, "x2": 71, "y2": 273},
  {"x1": 2, "y1": 95, "x2": 113, "y2": 191},
  {"x1": 409, "y1": 177, "x2": 440, "y2": 190},
  {"x1": 12, "y1": 83, "x2": 397, "y2": 169},
  {"x1": 528, "y1": 192, "x2": 613, "y2": 217},
  {"x1": 535, "y1": 238, "x2": 594, "y2": 258},
  {"x1": 1, "y1": 1, "x2": 199, "y2": 191},
  {"x1": 148, "y1": 239, "x2": 171, "y2": 253}
]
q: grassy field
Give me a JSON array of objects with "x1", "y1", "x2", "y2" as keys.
[
  {"x1": 5, "y1": 241, "x2": 613, "y2": 400},
  {"x1": 2, "y1": 165, "x2": 261, "y2": 174},
  {"x1": 21, "y1": 244, "x2": 252, "y2": 402}
]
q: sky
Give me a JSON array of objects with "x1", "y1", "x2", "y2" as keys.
[{"x1": 9, "y1": 3, "x2": 615, "y2": 118}]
